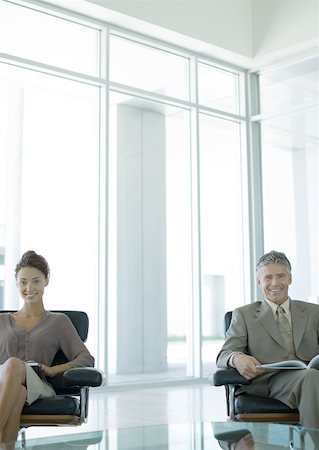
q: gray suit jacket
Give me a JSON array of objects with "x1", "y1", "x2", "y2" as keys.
[{"x1": 216, "y1": 300, "x2": 319, "y2": 396}]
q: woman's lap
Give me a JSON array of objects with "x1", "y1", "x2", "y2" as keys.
[{"x1": 0, "y1": 362, "x2": 56, "y2": 405}]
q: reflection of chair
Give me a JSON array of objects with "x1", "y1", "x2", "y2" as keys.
[
  {"x1": 214, "y1": 429, "x2": 253, "y2": 450},
  {"x1": 26, "y1": 431, "x2": 104, "y2": 450},
  {"x1": 0, "y1": 310, "x2": 106, "y2": 449},
  {"x1": 209, "y1": 311, "x2": 299, "y2": 423}
]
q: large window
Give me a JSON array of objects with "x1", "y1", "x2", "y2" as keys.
[
  {"x1": 258, "y1": 56, "x2": 319, "y2": 301},
  {"x1": 1, "y1": 0, "x2": 251, "y2": 386},
  {"x1": 0, "y1": 0, "x2": 99, "y2": 76},
  {"x1": 198, "y1": 114, "x2": 248, "y2": 377},
  {"x1": 197, "y1": 63, "x2": 242, "y2": 114},
  {"x1": 109, "y1": 35, "x2": 189, "y2": 100},
  {"x1": 0, "y1": 2, "x2": 100, "y2": 357},
  {"x1": 108, "y1": 36, "x2": 248, "y2": 383},
  {"x1": 108, "y1": 92, "x2": 192, "y2": 381}
]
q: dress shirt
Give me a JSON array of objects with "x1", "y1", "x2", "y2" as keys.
[{"x1": 264, "y1": 297, "x2": 291, "y2": 326}]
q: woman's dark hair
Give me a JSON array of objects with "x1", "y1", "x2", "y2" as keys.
[{"x1": 15, "y1": 250, "x2": 50, "y2": 280}]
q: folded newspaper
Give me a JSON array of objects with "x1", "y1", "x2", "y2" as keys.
[{"x1": 25, "y1": 360, "x2": 42, "y2": 377}]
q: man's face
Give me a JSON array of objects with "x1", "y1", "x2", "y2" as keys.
[{"x1": 257, "y1": 263, "x2": 292, "y2": 305}]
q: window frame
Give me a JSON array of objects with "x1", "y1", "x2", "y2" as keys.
[{"x1": 1, "y1": 0, "x2": 256, "y2": 388}]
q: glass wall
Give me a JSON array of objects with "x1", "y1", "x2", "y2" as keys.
[
  {"x1": 108, "y1": 37, "x2": 195, "y2": 382},
  {"x1": 258, "y1": 56, "x2": 319, "y2": 302},
  {"x1": 108, "y1": 92, "x2": 192, "y2": 382},
  {"x1": 0, "y1": 0, "x2": 99, "y2": 76},
  {"x1": 1, "y1": 0, "x2": 251, "y2": 386},
  {"x1": 0, "y1": 2, "x2": 100, "y2": 356},
  {"x1": 198, "y1": 114, "x2": 247, "y2": 377},
  {"x1": 109, "y1": 35, "x2": 189, "y2": 100},
  {"x1": 197, "y1": 63, "x2": 242, "y2": 114},
  {"x1": 108, "y1": 36, "x2": 248, "y2": 383}
]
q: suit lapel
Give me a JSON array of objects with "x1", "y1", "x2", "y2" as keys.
[
  {"x1": 255, "y1": 301, "x2": 285, "y2": 347},
  {"x1": 255, "y1": 300, "x2": 309, "y2": 351},
  {"x1": 291, "y1": 301, "x2": 308, "y2": 350}
]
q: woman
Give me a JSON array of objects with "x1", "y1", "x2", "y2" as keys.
[{"x1": 0, "y1": 250, "x2": 94, "y2": 447}]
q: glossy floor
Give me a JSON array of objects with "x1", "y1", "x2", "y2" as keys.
[
  {"x1": 25, "y1": 422, "x2": 318, "y2": 450},
  {"x1": 21, "y1": 384, "x2": 318, "y2": 449},
  {"x1": 23, "y1": 382, "x2": 226, "y2": 440}
]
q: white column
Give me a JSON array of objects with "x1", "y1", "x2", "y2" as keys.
[{"x1": 116, "y1": 104, "x2": 167, "y2": 374}]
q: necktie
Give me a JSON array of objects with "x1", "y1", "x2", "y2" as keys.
[{"x1": 276, "y1": 306, "x2": 296, "y2": 359}]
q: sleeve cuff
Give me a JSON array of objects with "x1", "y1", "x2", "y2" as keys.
[{"x1": 228, "y1": 352, "x2": 243, "y2": 367}]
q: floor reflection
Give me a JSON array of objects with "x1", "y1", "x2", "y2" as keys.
[
  {"x1": 214, "y1": 429, "x2": 255, "y2": 450},
  {"x1": 23, "y1": 423, "x2": 319, "y2": 450}
]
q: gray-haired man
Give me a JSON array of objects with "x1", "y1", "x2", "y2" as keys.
[{"x1": 217, "y1": 250, "x2": 319, "y2": 428}]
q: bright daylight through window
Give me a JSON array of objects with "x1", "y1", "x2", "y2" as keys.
[
  {"x1": 1, "y1": 0, "x2": 317, "y2": 387},
  {"x1": 0, "y1": 0, "x2": 249, "y2": 385}
]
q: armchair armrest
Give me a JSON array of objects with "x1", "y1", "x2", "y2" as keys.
[
  {"x1": 209, "y1": 368, "x2": 251, "y2": 386},
  {"x1": 63, "y1": 367, "x2": 106, "y2": 388},
  {"x1": 209, "y1": 368, "x2": 251, "y2": 421}
]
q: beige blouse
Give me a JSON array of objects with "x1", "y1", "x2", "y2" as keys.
[{"x1": 0, "y1": 311, "x2": 94, "y2": 368}]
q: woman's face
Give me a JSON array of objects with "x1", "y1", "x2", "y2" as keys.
[{"x1": 16, "y1": 266, "x2": 48, "y2": 304}]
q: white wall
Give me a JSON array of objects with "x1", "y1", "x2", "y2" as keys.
[
  {"x1": 87, "y1": 0, "x2": 253, "y2": 57},
  {"x1": 83, "y1": 0, "x2": 318, "y2": 65},
  {"x1": 252, "y1": 0, "x2": 319, "y2": 59},
  {"x1": 42, "y1": 0, "x2": 319, "y2": 66}
]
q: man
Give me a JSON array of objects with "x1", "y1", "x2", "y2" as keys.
[{"x1": 216, "y1": 250, "x2": 319, "y2": 428}]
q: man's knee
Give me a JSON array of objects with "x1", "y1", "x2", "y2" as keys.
[{"x1": 303, "y1": 368, "x2": 319, "y2": 389}]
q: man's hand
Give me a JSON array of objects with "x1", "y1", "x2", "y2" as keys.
[{"x1": 233, "y1": 354, "x2": 264, "y2": 380}]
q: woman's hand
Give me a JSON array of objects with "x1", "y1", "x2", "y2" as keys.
[
  {"x1": 39, "y1": 362, "x2": 72, "y2": 378},
  {"x1": 39, "y1": 363, "x2": 57, "y2": 378}
]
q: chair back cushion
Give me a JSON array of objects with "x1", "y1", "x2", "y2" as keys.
[{"x1": 52, "y1": 310, "x2": 89, "y2": 342}]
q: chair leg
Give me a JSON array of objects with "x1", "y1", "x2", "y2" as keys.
[
  {"x1": 228, "y1": 385, "x2": 237, "y2": 421},
  {"x1": 288, "y1": 426, "x2": 296, "y2": 450},
  {"x1": 289, "y1": 425, "x2": 307, "y2": 450}
]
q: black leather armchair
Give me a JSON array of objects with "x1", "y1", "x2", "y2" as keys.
[
  {"x1": 209, "y1": 311, "x2": 299, "y2": 423},
  {"x1": 0, "y1": 310, "x2": 106, "y2": 447}
]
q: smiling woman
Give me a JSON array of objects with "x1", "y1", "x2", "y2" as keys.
[{"x1": 0, "y1": 250, "x2": 94, "y2": 447}]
